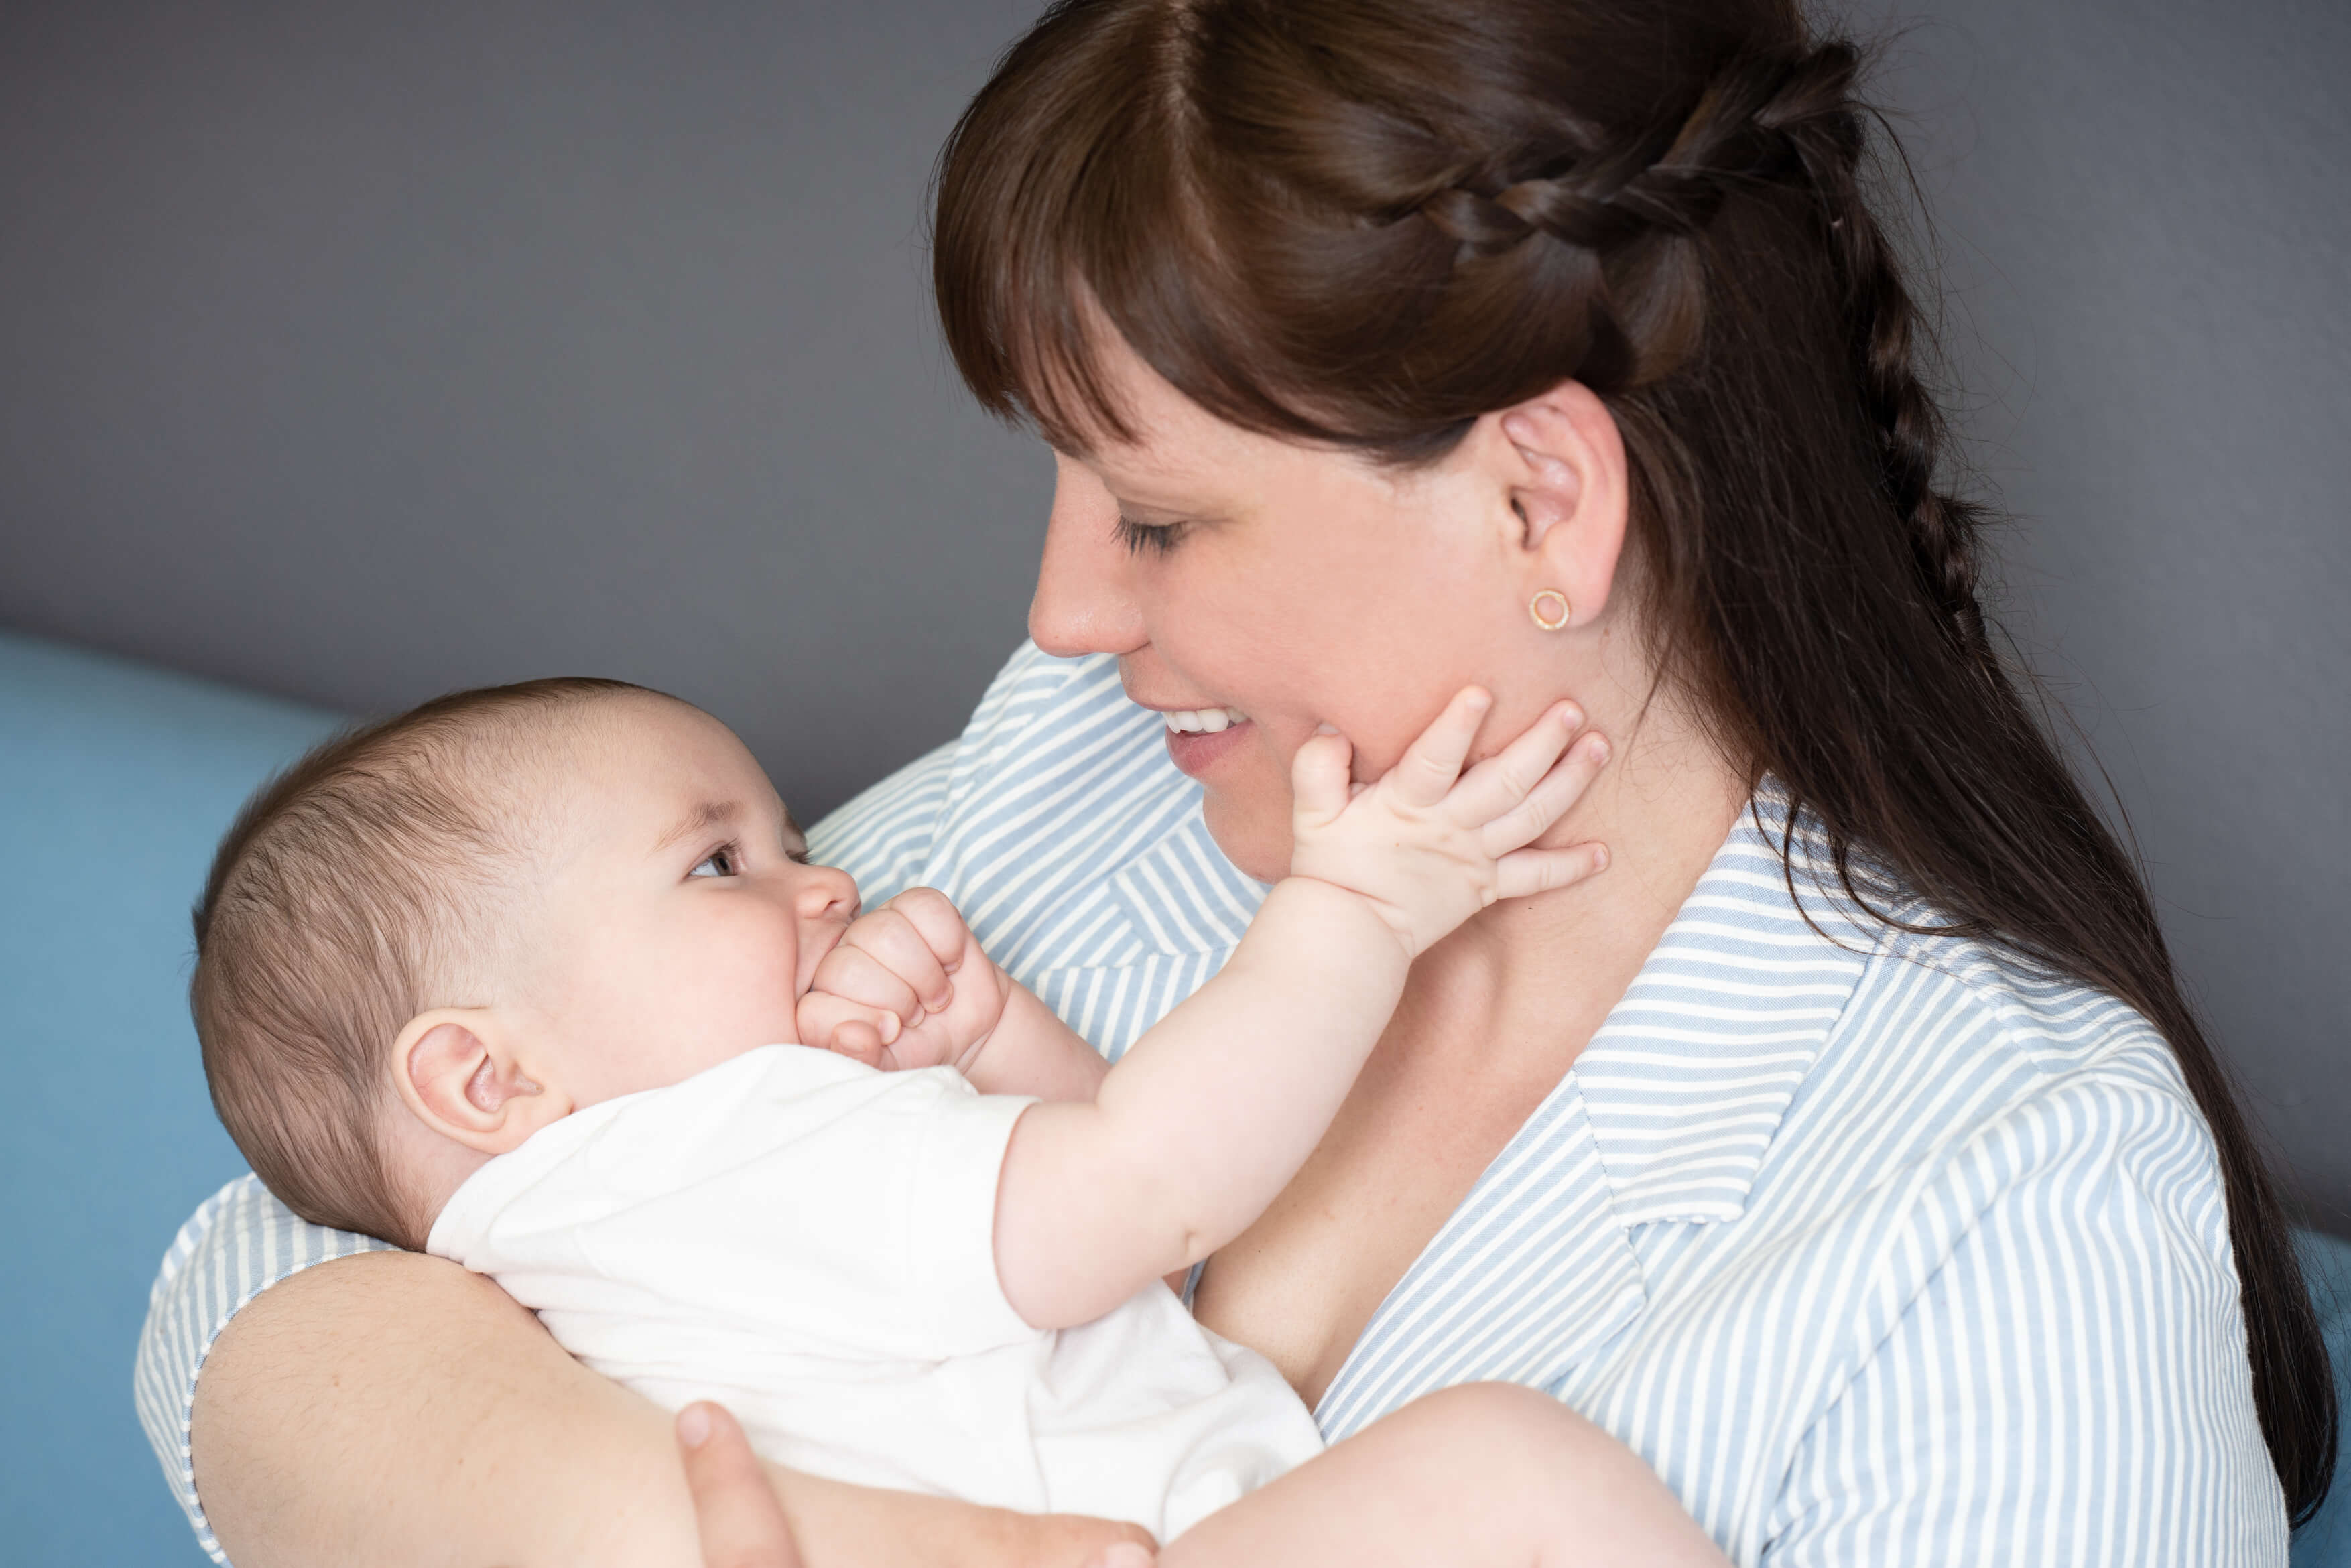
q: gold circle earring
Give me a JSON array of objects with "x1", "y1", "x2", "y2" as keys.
[{"x1": 1529, "y1": 588, "x2": 1572, "y2": 631}]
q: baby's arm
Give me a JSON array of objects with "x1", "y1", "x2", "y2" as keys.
[
  {"x1": 1156, "y1": 1384, "x2": 1730, "y2": 1568},
  {"x1": 995, "y1": 691, "x2": 1608, "y2": 1330}
]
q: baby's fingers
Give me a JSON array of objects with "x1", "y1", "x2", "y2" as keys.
[
  {"x1": 841, "y1": 904, "x2": 955, "y2": 1014},
  {"x1": 795, "y1": 992, "x2": 897, "y2": 1063},
  {"x1": 1446, "y1": 700, "x2": 1580, "y2": 824},
  {"x1": 881, "y1": 889, "x2": 977, "y2": 981},
  {"x1": 1289, "y1": 729, "x2": 1356, "y2": 825},
  {"x1": 808, "y1": 947, "x2": 924, "y2": 1032},
  {"x1": 1385, "y1": 687, "x2": 1494, "y2": 809},
  {"x1": 1492, "y1": 841, "x2": 1611, "y2": 903},
  {"x1": 1478, "y1": 728, "x2": 1610, "y2": 856}
]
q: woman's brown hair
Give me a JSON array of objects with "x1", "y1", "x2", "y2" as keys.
[{"x1": 931, "y1": 0, "x2": 2335, "y2": 1522}]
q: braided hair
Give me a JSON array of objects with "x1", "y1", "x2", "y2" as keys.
[{"x1": 934, "y1": 0, "x2": 2335, "y2": 1520}]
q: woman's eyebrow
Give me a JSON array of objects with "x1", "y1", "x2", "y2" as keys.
[{"x1": 653, "y1": 799, "x2": 741, "y2": 854}]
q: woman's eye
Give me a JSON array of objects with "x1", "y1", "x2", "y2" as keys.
[
  {"x1": 690, "y1": 846, "x2": 741, "y2": 878},
  {"x1": 1114, "y1": 514, "x2": 1188, "y2": 557}
]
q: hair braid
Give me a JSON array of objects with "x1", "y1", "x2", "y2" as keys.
[
  {"x1": 1769, "y1": 52, "x2": 1996, "y2": 652},
  {"x1": 1405, "y1": 42, "x2": 1992, "y2": 651}
]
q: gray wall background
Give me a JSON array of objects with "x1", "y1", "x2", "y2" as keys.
[{"x1": 2, "y1": 1, "x2": 2344, "y2": 1228}]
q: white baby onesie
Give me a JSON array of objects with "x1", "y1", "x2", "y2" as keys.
[{"x1": 427, "y1": 1045, "x2": 1324, "y2": 1540}]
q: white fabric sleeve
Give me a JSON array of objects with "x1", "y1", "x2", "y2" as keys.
[
  {"x1": 903, "y1": 1084, "x2": 1043, "y2": 1357},
  {"x1": 427, "y1": 1051, "x2": 1043, "y2": 1372}
]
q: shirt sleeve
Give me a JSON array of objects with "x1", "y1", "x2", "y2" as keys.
[
  {"x1": 804, "y1": 740, "x2": 957, "y2": 905},
  {"x1": 132, "y1": 1175, "x2": 397, "y2": 1565},
  {"x1": 1758, "y1": 1072, "x2": 2289, "y2": 1567},
  {"x1": 806, "y1": 639, "x2": 1087, "y2": 904}
]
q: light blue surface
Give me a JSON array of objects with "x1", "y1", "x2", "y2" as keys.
[
  {"x1": 2297, "y1": 1229, "x2": 2351, "y2": 1566},
  {"x1": 0, "y1": 630, "x2": 342, "y2": 1565},
  {"x1": 0, "y1": 628, "x2": 2342, "y2": 1561}
]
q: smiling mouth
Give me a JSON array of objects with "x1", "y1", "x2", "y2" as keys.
[{"x1": 1161, "y1": 706, "x2": 1250, "y2": 734}]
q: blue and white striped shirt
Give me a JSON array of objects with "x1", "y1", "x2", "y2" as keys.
[{"x1": 136, "y1": 642, "x2": 2288, "y2": 1563}]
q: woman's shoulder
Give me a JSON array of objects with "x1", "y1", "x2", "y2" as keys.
[
  {"x1": 1738, "y1": 797, "x2": 2196, "y2": 1120},
  {"x1": 1793, "y1": 904, "x2": 2231, "y2": 1254},
  {"x1": 1859, "y1": 916, "x2": 2192, "y2": 1116},
  {"x1": 1724, "y1": 802, "x2": 2222, "y2": 1215}
]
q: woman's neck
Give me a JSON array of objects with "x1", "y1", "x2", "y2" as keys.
[{"x1": 1407, "y1": 675, "x2": 1750, "y2": 1064}]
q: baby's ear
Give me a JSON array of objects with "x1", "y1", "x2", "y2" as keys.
[{"x1": 393, "y1": 1008, "x2": 565, "y2": 1155}]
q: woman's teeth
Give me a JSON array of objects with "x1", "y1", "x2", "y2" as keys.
[{"x1": 1164, "y1": 707, "x2": 1249, "y2": 735}]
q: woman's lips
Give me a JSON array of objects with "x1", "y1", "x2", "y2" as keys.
[{"x1": 1164, "y1": 718, "x2": 1254, "y2": 777}]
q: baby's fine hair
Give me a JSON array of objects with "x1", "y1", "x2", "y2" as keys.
[{"x1": 192, "y1": 677, "x2": 656, "y2": 1251}]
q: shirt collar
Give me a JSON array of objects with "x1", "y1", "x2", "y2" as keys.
[
  {"x1": 1573, "y1": 791, "x2": 1881, "y2": 1226},
  {"x1": 1312, "y1": 793, "x2": 1887, "y2": 1433}
]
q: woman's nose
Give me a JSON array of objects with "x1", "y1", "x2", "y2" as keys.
[{"x1": 1028, "y1": 452, "x2": 1147, "y2": 658}]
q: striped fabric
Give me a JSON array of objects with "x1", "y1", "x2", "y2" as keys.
[{"x1": 135, "y1": 642, "x2": 2288, "y2": 1564}]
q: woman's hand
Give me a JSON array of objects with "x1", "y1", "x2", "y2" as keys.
[
  {"x1": 679, "y1": 1403, "x2": 802, "y2": 1567},
  {"x1": 678, "y1": 1400, "x2": 1157, "y2": 1568}
]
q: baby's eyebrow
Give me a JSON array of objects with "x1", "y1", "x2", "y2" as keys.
[{"x1": 653, "y1": 799, "x2": 741, "y2": 855}]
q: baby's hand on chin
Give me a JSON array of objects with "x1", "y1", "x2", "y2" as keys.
[
  {"x1": 1287, "y1": 687, "x2": 1613, "y2": 958},
  {"x1": 795, "y1": 888, "x2": 1011, "y2": 1073}
]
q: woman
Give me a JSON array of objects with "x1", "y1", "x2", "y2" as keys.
[{"x1": 139, "y1": 0, "x2": 2334, "y2": 1561}]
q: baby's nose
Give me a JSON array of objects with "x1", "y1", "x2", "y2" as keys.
[{"x1": 796, "y1": 863, "x2": 859, "y2": 921}]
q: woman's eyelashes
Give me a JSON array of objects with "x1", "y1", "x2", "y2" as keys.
[{"x1": 1113, "y1": 513, "x2": 1188, "y2": 556}]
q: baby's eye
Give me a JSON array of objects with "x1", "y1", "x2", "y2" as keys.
[{"x1": 690, "y1": 845, "x2": 741, "y2": 878}]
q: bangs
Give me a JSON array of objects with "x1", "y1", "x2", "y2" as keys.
[
  {"x1": 930, "y1": 0, "x2": 1372, "y2": 456},
  {"x1": 928, "y1": 0, "x2": 1612, "y2": 466},
  {"x1": 932, "y1": 2, "x2": 1190, "y2": 451}
]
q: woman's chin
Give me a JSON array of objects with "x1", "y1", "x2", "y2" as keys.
[
  {"x1": 1161, "y1": 718, "x2": 1291, "y2": 880},
  {"x1": 1198, "y1": 783, "x2": 1293, "y2": 885}
]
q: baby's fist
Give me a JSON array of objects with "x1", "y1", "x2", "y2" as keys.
[{"x1": 796, "y1": 888, "x2": 1011, "y2": 1074}]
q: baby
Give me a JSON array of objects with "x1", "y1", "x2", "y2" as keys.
[{"x1": 194, "y1": 676, "x2": 1724, "y2": 1567}]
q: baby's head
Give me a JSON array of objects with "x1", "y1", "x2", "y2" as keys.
[{"x1": 194, "y1": 679, "x2": 860, "y2": 1250}]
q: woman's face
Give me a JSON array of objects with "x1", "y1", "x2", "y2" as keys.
[{"x1": 1030, "y1": 338, "x2": 1603, "y2": 883}]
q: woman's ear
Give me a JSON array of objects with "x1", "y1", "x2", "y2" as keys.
[
  {"x1": 1491, "y1": 380, "x2": 1630, "y2": 631},
  {"x1": 392, "y1": 1008, "x2": 568, "y2": 1156}
]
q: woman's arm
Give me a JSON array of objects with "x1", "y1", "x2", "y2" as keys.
[{"x1": 192, "y1": 1250, "x2": 1152, "y2": 1568}]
